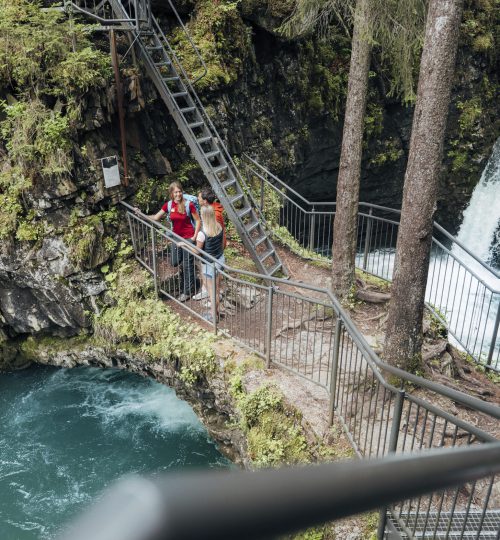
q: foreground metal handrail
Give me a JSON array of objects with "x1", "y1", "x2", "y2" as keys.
[
  {"x1": 123, "y1": 202, "x2": 500, "y2": 538},
  {"x1": 60, "y1": 442, "x2": 500, "y2": 540},
  {"x1": 243, "y1": 155, "x2": 500, "y2": 371}
]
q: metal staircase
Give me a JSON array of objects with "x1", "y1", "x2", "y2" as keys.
[{"x1": 64, "y1": 0, "x2": 286, "y2": 278}]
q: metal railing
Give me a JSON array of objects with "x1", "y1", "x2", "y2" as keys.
[
  {"x1": 123, "y1": 202, "x2": 500, "y2": 539},
  {"x1": 59, "y1": 442, "x2": 500, "y2": 540},
  {"x1": 243, "y1": 155, "x2": 500, "y2": 372},
  {"x1": 64, "y1": 0, "x2": 151, "y2": 28}
]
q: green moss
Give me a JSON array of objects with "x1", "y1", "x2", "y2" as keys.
[
  {"x1": 20, "y1": 334, "x2": 90, "y2": 361},
  {"x1": 169, "y1": 0, "x2": 251, "y2": 92},
  {"x1": 461, "y1": 1, "x2": 497, "y2": 54},
  {"x1": 355, "y1": 269, "x2": 390, "y2": 291}
]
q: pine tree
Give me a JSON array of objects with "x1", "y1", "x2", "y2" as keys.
[{"x1": 384, "y1": 0, "x2": 464, "y2": 371}]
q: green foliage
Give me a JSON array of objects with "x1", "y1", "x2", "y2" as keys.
[
  {"x1": 461, "y1": 1, "x2": 497, "y2": 54},
  {"x1": 364, "y1": 102, "x2": 384, "y2": 140},
  {"x1": 0, "y1": 0, "x2": 111, "y2": 96},
  {"x1": 0, "y1": 167, "x2": 31, "y2": 239},
  {"x1": 169, "y1": 0, "x2": 251, "y2": 91},
  {"x1": 447, "y1": 97, "x2": 483, "y2": 172},
  {"x1": 0, "y1": 0, "x2": 112, "y2": 241},
  {"x1": 0, "y1": 99, "x2": 72, "y2": 178},
  {"x1": 457, "y1": 97, "x2": 483, "y2": 133},
  {"x1": 64, "y1": 209, "x2": 118, "y2": 268},
  {"x1": 369, "y1": 138, "x2": 403, "y2": 167},
  {"x1": 94, "y1": 257, "x2": 217, "y2": 385},
  {"x1": 232, "y1": 383, "x2": 310, "y2": 466}
]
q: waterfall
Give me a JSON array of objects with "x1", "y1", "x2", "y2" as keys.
[{"x1": 453, "y1": 137, "x2": 500, "y2": 270}]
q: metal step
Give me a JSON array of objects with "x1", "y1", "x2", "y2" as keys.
[
  {"x1": 181, "y1": 106, "x2": 196, "y2": 114},
  {"x1": 221, "y1": 178, "x2": 237, "y2": 191},
  {"x1": 164, "y1": 76, "x2": 180, "y2": 83},
  {"x1": 205, "y1": 150, "x2": 220, "y2": 160},
  {"x1": 229, "y1": 193, "x2": 244, "y2": 205},
  {"x1": 237, "y1": 207, "x2": 252, "y2": 219},
  {"x1": 171, "y1": 91, "x2": 188, "y2": 98},
  {"x1": 213, "y1": 165, "x2": 228, "y2": 175},
  {"x1": 246, "y1": 221, "x2": 260, "y2": 233},
  {"x1": 267, "y1": 262, "x2": 282, "y2": 276},
  {"x1": 254, "y1": 235, "x2": 268, "y2": 247},
  {"x1": 259, "y1": 249, "x2": 275, "y2": 263},
  {"x1": 188, "y1": 121, "x2": 204, "y2": 129},
  {"x1": 197, "y1": 135, "x2": 212, "y2": 145}
]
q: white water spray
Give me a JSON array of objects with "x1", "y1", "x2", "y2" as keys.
[{"x1": 452, "y1": 137, "x2": 500, "y2": 271}]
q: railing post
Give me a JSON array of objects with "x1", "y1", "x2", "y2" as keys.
[
  {"x1": 309, "y1": 208, "x2": 316, "y2": 251},
  {"x1": 363, "y1": 208, "x2": 373, "y2": 271},
  {"x1": 377, "y1": 389, "x2": 405, "y2": 539},
  {"x1": 212, "y1": 262, "x2": 218, "y2": 334},
  {"x1": 260, "y1": 175, "x2": 265, "y2": 213},
  {"x1": 486, "y1": 299, "x2": 500, "y2": 368},
  {"x1": 328, "y1": 317, "x2": 342, "y2": 426},
  {"x1": 151, "y1": 227, "x2": 159, "y2": 299},
  {"x1": 265, "y1": 286, "x2": 274, "y2": 369}
]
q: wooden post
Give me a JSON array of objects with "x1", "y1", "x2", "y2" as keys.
[{"x1": 110, "y1": 30, "x2": 129, "y2": 186}]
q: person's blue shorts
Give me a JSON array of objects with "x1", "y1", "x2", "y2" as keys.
[{"x1": 201, "y1": 255, "x2": 225, "y2": 278}]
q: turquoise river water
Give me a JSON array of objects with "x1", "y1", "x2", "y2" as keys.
[{"x1": 0, "y1": 365, "x2": 230, "y2": 539}]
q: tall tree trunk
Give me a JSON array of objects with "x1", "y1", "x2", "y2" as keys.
[
  {"x1": 331, "y1": 0, "x2": 373, "y2": 299},
  {"x1": 384, "y1": 0, "x2": 464, "y2": 371}
]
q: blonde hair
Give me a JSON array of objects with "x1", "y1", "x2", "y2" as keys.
[
  {"x1": 169, "y1": 181, "x2": 185, "y2": 214},
  {"x1": 201, "y1": 205, "x2": 222, "y2": 237}
]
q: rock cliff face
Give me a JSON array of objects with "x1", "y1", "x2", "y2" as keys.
[{"x1": 0, "y1": 0, "x2": 498, "y2": 348}]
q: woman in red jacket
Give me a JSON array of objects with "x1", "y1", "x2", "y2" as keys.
[{"x1": 135, "y1": 182, "x2": 201, "y2": 301}]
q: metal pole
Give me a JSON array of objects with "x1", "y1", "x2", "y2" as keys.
[
  {"x1": 260, "y1": 176, "x2": 265, "y2": 212},
  {"x1": 377, "y1": 389, "x2": 405, "y2": 540},
  {"x1": 486, "y1": 299, "x2": 500, "y2": 368},
  {"x1": 110, "y1": 29, "x2": 129, "y2": 187},
  {"x1": 309, "y1": 209, "x2": 316, "y2": 251},
  {"x1": 363, "y1": 208, "x2": 373, "y2": 271},
  {"x1": 265, "y1": 286, "x2": 274, "y2": 368},
  {"x1": 328, "y1": 317, "x2": 342, "y2": 426},
  {"x1": 151, "y1": 228, "x2": 159, "y2": 299},
  {"x1": 212, "y1": 263, "x2": 217, "y2": 334}
]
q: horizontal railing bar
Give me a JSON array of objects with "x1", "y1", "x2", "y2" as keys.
[
  {"x1": 431, "y1": 237, "x2": 500, "y2": 293},
  {"x1": 377, "y1": 362, "x2": 500, "y2": 420},
  {"x1": 60, "y1": 442, "x2": 500, "y2": 540},
  {"x1": 404, "y1": 394, "x2": 498, "y2": 442},
  {"x1": 433, "y1": 221, "x2": 500, "y2": 279}
]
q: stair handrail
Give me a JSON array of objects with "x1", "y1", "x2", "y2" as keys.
[{"x1": 243, "y1": 154, "x2": 500, "y2": 282}]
